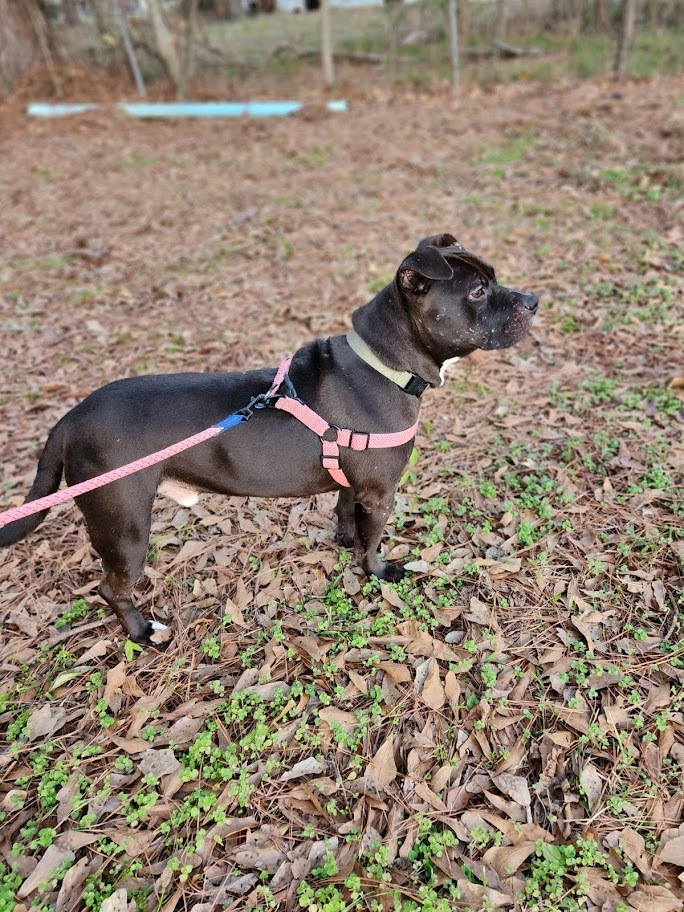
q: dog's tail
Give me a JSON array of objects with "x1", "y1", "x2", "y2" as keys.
[{"x1": 0, "y1": 422, "x2": 65, "y2": 547}]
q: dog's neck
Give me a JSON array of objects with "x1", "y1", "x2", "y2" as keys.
[
  {"x1": 346, "y1": 329, "x2": 432, "y2": 396},
  {"x1": 350, "y1": 286, "x2": 458, "y2": 389}
]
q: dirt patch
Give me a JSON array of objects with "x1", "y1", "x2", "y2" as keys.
[{"x1": 0, "y1": 74, "x2": 683, "y2": 911}]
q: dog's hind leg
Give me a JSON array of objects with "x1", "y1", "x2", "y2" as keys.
[
  {"x1": 76, "y1": 480, "x2": 168, "y2": 646},
  {"x1": 335, "y1": 488, "x2": 355, "y2": 549}
]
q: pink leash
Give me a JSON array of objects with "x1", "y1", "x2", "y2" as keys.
[
  {"x1": 0, "y1": 422, "x2": 234, "y2": 531},
  {"x1": 0, "y1": 356, "x2": 418, "y2": 529}
]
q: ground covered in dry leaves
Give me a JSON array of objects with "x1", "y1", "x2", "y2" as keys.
[{"x1": 0, "y1": 73, "x2": 683, "y2": 912}]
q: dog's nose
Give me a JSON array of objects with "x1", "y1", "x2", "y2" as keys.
[{"x1": 521, "y1": 292, "x2": 538, "y2": 313}]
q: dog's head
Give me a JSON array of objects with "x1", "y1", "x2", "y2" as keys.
[{"x1": 397, "y1": 233, "x2": 538, "y2": 361}]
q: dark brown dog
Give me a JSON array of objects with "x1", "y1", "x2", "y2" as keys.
[{"x1": 0, "y1": 234, "x2": 537, "y2": 645}]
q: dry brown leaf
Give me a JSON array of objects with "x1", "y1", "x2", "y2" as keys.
[
  {"x1": 581, "y1": 869, "x2": 624, "y2": 907},
  {"x1": 170, "y1": 539, "x2": 206, "y2": 565},
  {"x1": 104, "y1": 661, "x2": 127, "y2": 709},
  {"x1": 579, "y1": 761, "x2": 603, "y2": 812},
  {"x1": 343, "y1": 567, "x2": 361, "y2": 595},
  {"x1": 378, "y1": 661, "x2": 412, "y2": 683},
  {"x1": 404, "y1": 559, "x2": 430, "y2": 573},
  {"x1": 420, "y1": 658, "x2": 445, "y2": 710},
  {"x1": 570, "y1": 614, "x2": 597, "y2": 653},
  {"x1": 380, "y1": 583, "x2": 408, "y2": 610},
  {"x1": 482, "y1": 842, "x2": 536, "y2": 880},
  {"x1": 607, "y1": 828, "x2": 652, "y2": 877},
  {"x1": 494, "y1": 738, "x2": 526, "y2": 775},
  {"x1": 279, "y1": 758, "x2": 326, "y2": 781},
  {"x1": 292, "y1": 635, "x2": 328, "y2": 662},
  {"x1": 482, "y1": 790, "x2": 527, "y2": 824},
  {"x1": 100, "y1": 889, "x2": 130, "y2": 912},
  {"x1": 365, "y1": 733, "x2": 397, "y2": 789},
  {"x1": 157, "y1": 716, "x2": 204, "y2": 747},
  {"x1": 55, "y1": 856, "x2": 90, "y2": 912},
  {"x1": 627, "y1": 885, "x2": 682, "y2": 912},
  {"x1": 414, "y1": 779, "x2": 448, "y2": 811},
  {"x1": 455, "y1": 879, "x2": 512, "y2": 908},
  {"x1": 444, "y1": 670, "x2": 461, "y2": 706},
  {"x1": 347, "y1": 669, "x2": 368, "y2": 694},
  {"x1": 139, "y1": 748, "x2": 181, "y2": 778},
  {"x1": 228, "y1": 846, "x2": 287, "y2": 874},
  {"x1": 466, "y1": 597, "x2": 493, "y2": 625},
  {"x1": 224, "y1": 596, "x2": 247, "y2": 627},
  {"x1": 107, "y1": 734, "x2": 149, "y2": 754},
  {"x1": 492, "y1": 772, "x2": 531, "y2": 807},
  {"x1": 319, "y1": 706, "x2": 357, "y2": 731},
  {"x1": 659, "y1": 837, "x2": 684, "y2": 868},
  {"x1": 25, "y1": 704, "x2": 68, "y2": 741},
  {"x1": 78, "y1": 641, "x2": 110, "y2": 663},
  {"x1": 17, "y1": 845, "x2": 75, "y2": 899}
]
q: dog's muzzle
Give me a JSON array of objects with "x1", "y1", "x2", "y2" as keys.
[{"x1": 521, "y1": 292, "x2": 539, "y2": 313}]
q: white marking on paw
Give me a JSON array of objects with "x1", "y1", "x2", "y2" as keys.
[
  {"x1": 439, "y1": 356, "x2": 460, "y2": 384},
  {"x1": 149, "y1": 621, "x2": 173, "y2": 645},
  {"x1": 158, "y1": 480, "x2": 200, "y2": 507}
]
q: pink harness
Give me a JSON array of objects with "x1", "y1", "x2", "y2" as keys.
[
  {"x1": 0, "y1": 355, "x2": 419, "y2": 530},
  {"x1": 268, "y1": 357, "x2": 418, "y2": 488}
]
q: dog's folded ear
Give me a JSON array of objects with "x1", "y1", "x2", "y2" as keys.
[
  {"x1": 417, "y1": 233, "x2": 460, "y2": 251},
  {"x1": 398, "y1": 244, "x2": 454, "y2": 295},
  {"x1": 417, "y1": 233, "x2": 497, "y2": 284}
]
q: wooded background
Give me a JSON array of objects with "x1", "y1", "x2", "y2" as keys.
[{"x1": 1, "y1": 0, "x2": 681, "y2": 101}]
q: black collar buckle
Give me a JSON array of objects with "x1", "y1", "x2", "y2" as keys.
[{"x1": 402, "y1": 374, "x2": 430, "y2": 398}]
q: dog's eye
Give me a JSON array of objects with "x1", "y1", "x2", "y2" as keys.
[{"x1": 470, "y1": 285, "x2": 485, "y2": 300}]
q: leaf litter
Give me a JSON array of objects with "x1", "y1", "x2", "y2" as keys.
[{"x1": 0, "y1": 72, "x2": 683, "y2": 911}]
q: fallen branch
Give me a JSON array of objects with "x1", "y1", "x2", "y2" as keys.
[
  {"x1": 464, "y1": 41, "x2": 543, "y2": 59},
  {"x1": 274, "y1": 44, "x2": 383, "y2": 64}
]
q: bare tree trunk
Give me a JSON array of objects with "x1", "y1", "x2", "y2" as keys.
[
  {"x1": 112, "y1": 0, "x2": 146, "y2": 96},
  {"x1": 320, "y1": 0, "x2": 334, "y2": 87},
  {"x1": 593, "y1": 0, "x2": 609, "y2": 31},
  {"x1": 147, "y1": 0, "x2": 182, "y2": 95},
  {"x1": 63, "y1": 0, "x2": 80, "y2": 26},
  {"x1": 447, "y1": 0, "x2": 460, "y2": 88},
  {"x1": 24, "y1": 0, "x2": 62, "y2": 95},
  {"x1": 614, "y1": 0, "x2": 637, "y2": 80},
  {"x1": 180, "y1": 0, "x2": 199, "y2": 98},
  {"x1": 457, "y1": 0, "x2": 467, "y2": 47},
  {"x1": 0, "y1": 0, "x2": 42, "y2": 99},
  {"x1": 386, "y1": 0, "x2": 401, "y2": 79},
  {"x1": 494, "y1": 0, "x2": 506, "y2": 44},
  {"x1": 215, "y1": 0, "x2": 242, "y2": 18},
  {"x1": 90, "y1": 0, "x2": 110, "y2": 35}
]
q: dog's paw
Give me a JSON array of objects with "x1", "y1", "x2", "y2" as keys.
[
  {"x1": 131, "y1": 620, "x2": 173, "y2": 649},
  {"x1": 336, "y1": 529, "x2": 355, "y2": 549},
  {"x1": 375, "y1": 561, "x2": 405, "y2": 583}
]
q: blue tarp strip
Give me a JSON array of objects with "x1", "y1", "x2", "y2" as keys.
[
  {"x1": 27, "y1": 104, "x2": 100, "y2": 117},
  {"x1": 27, "y1": 101, "x2": 348, "y2": 118}
]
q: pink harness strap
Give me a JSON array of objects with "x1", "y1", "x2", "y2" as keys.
[
  {"x1": 274, "y1": 395, "x2": 418, "y2": 488},
  {"x1": 267, "y1": 356, "x2": 293, "y2": 396}
]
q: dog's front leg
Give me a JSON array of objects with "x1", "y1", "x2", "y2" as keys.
[
  {"x1": 354, "y1": 491, "x2": 403, "y2": 582},
  {"x1": 335, "y1": 488, "x2": 356, "y2": 549}
]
